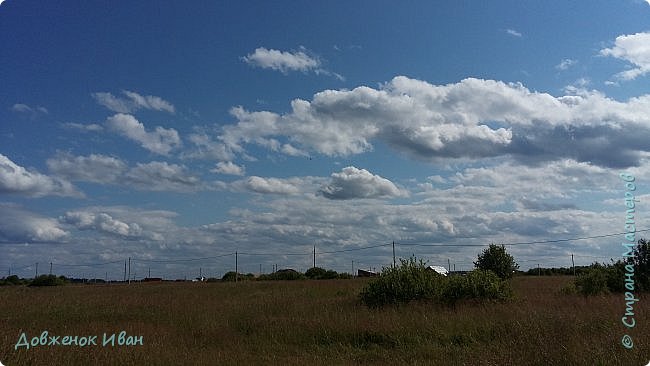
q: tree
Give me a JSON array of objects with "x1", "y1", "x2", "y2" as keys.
[
  {"x1": 474, "y1": 244, "x2": 519, "y2": 279},
  {"x1": 628, "y1": 238, "x2": 650, "y2": 291},
  {"x1": 305, "y1": 267, "x2": 327, "y2": 279}
]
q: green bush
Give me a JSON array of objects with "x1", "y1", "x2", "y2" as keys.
[
  {"x1": 441, "y1": 270, "x2": 513, "y2": 306},
  {"x1": 305, "y1": 267, "x2": 327, "y2": 279},
  {"x1": 359, "y1": 256, "x2": 512, "y2": 308},
  {"x1": 337, "y1": 272, "x2": 353, "y2": 279},
  {"x1": 0, "y1": 275, "x2": 23, "y2": 286},
  {"x1": 359, "y1": 256, "x2": 443, "y2": 308},
  {"x1": 575, "y1": 268, "x2": 609, "y2": 296},
  {"x1": 29, "y1": 274, "x2": 66, "y2": 287},
  {"x1": 258, "y1": 270, "x2": 306, "y2": 281}
]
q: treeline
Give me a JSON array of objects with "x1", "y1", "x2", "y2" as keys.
[
  {"x1": 0, "y1": 274, "x2": 69, "y2": 287},
  {"x1": 216, "y1": 267, "x2": 353, "y2": 282}
]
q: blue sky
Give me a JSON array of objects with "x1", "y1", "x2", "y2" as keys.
[{"x1": 2, "y1": 0, "x2": 650, "y2": 279}]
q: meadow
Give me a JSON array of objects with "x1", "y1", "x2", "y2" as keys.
[{"x1": 0, "y1": 276, "x2": 648, "y2": 365}]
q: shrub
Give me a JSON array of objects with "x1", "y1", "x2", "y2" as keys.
[
  {"x1": 359, "y1": 256, "x2": 442, "y2": 308},
  {"x1": 258, "y1": 270, "x2": 306, "y2": 281},
  {"x1": 0, "y1": 275, "x2": 23, "y2": 286},
  {"x1": 575, "y1": 268, "x2": 609, "y2": 296},
  {"x1": 305, "y1": 267, "x2": 327, "y2": 279},
  {"x1": 28, "y1": 274, "x2": 66, "y2": 287},
  {"x1": 441, "y1": 270, "x2": 513, "y2": 306}
]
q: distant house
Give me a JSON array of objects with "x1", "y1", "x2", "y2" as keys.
[
  {"x1": 427, "y1": 265, "x2": 449, "y2": 276},
  {"x1": 357, "y1": 269, "x2": 378, "y2": 277}
]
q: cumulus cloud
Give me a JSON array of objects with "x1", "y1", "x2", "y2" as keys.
[
  {"x1": 47, "y1": 153, "x2": 127, "y2": 183},
  {"x1": 217, "y1": 76, "x2": 650, "y2": 168},
  {"x1": 47, "y1": 153, "x2": 203, "y2": 192},
  {"x1": 124, "y1": 161, "x2": 202, "y2": 192},
  {"x1": 233, "y1": 176, "x2": 304, "y2": 195},
  {"x1": 92, "y1": 90, "x2": 175, "y2": 113},
  {"x1": 106, "y1": 113, "x2": 181, "y2": 155},
  {"x1": 242, "y1": 47, "x2": 343, "y2": 80},
  {"x1": 319, "y1": 166, "x2": 406, "y2": 200},
  {"x1": 211, "y1": 161, "x2": 245, "y2": 176},
  {"x1": 600, "y1": 32, "x2": 650, "y2": 81},
  {"x1": 61, "y1": 211, "x2": 143, "y2": 238},
  {"x1": 59, "y1": 207, "x2": 173, "y2": 241},
  {"x1": 182, "y1": 130, "x2": 234, "y2": 161},
  {"x1": 0, "y1": 154, "x2": 81, "y2": 197},
  {"x1": 0, "y1": 204, "x2": 69, "y2": 243},
  {"x1": 243, "y1": 47, "x2": 321, "y2": 74}
]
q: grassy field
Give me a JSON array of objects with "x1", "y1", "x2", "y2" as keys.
[{"x1": 0, "y1": 276, "x2": 648, "y2": 365}]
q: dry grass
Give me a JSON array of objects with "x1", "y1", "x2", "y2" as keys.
[{"x1": 0, "y1": 276, "x2": 648, "y2": 365}]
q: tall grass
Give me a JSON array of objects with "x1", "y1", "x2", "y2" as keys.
[{"x1": 0, "y1": 277, "x2": 648, "y2": 365}]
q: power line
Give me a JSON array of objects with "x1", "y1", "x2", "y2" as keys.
[
  {"x1": 132, "y1": 253, "x2": 234, "y2": 263},
  {"x1": 317, "y1": 243, "x2": 392, "y2": 254},
  {"x1": 396, "y1": 228, "x2": 650, "y2": 247}
]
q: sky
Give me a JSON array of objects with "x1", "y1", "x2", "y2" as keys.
[{"x1": 2, "y1": 0, "x2": 650, "y2": 280}]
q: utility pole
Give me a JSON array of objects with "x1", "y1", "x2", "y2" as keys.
[
  {"x1": 392, "y1": 241, "x2": 396, "y2": 268},
  {"x1": 571, "y1": 253, "x2": 575, "y2": 276},
  {"x1": 538, "y1": 264, "x2": 541, "y2": 276},
  {"x1": 49, "y1": 262, "x2": 52, "y2": 275},
  {"x1": 352, "y1": 260, "x2": 354, "y2": 276},
  {"x1": 448, "y1": 258, "x2": 451, "y2": 273},
  {"x1": 313, "y1": 245, "x2": 316, "y2": 269},
  {"x1": 124, "y1": 260, "x2": 127, "y2": 282},
  {"x1": 235, "y1": 251, "x2": 238, "y2": 282},
  {"x1": 149, "y1": 267, "x2": 151, "y2": 278},
  {"x1": 35, "y1": 262, "x2": 38, "y2": 278},
  {"x1": 259, "y1": 264, "x2": 262, "y2": 275},
  {"x1": 128, "y1": 257, "x2": 131, "y2": 284},
  {"x1": 453, "y1": 263, "x2": 456, "y2": 272},
  {"x1": 199, "y1": 267, "x2": 202, "y2": 279}
]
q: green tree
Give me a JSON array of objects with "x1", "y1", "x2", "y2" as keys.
[
  {"x1": 473, "y1": 244, "x2": 519, "y2": 279},
  {"x1": 305, "y1": 267, "x2": 327, "y2": 279},
  {"x1": 628, "y1": 238, "x2": 650, "y2": 291}
]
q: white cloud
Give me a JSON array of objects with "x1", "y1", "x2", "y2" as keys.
[
  {"x1": 0, "y1": 204, "x2": 69, "y2": 243},
  {"x1": 61, "y1": 211, "x2": 142, "y2": 238},
  {"x1": 242, "y1": 47, "x2": 343, "y2": 80},
  {"x1": 506, "y1": 29, "x2": 522, "y2": 37},
  {"x1": 47, "y1": 153, "x2": 127, "y2": 184},
  {"x1": 182, "y1": 130, "x2": 234, "y2": 161},
  {"x1": 234, "y1": 176, "x2": 304, "y2": 195},
  {"x1": 0, "y1": 154, "x2": 81, "y2": 198},
  {"x1": 106, "y1": 113, "x2": 181, "y2": 155},
  {"x1": 47, "y1": 153, "x2": 203, "y2": 192},
  {"x1": 124, "y1": 161, "x2": 201, "y2": 192},
  {"x1": 243, "y1": 47, "x2": 321, "y2": 74},
  {"x1": 600, "y1": 32, "x2": 650, "y2": 81},
  {"x1": 92, "y1": 90, "x2": 175, "y2": 113},
  {"x1": 211, "y1": 161, "x2": 245, "y2": 176},
  {"x1": 218, "y1": 76, "x2": 650, "y2": 168},
  {"x1": 61, "y1": 122, "x2": 104, "y2": 132},
  {"x1": 556, "y1": 58, "x2": 577, "y2": 70},
  {"x1": 10, "y1": 103, "x2": 48, "y2": 118},
  {"x1": 319, "y1": 166, "x2": 406, "y2": 200},
  {"x1": 59, "y1": 207, "x2": 173, "y2": 241}
]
